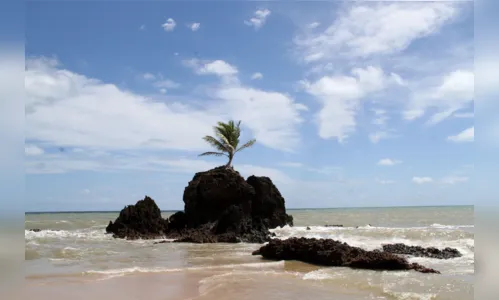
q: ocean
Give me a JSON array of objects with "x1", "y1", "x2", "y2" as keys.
[{"x1": 25, "y1": 206, "x2": 474, "y2": 300}]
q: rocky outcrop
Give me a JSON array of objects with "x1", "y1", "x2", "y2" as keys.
[
  {"x1": 252, "y1": 238, "x2": 440, "y2": 274},
  {"x1": 106, "y1": 166, "x2": 293, "y2": 243},
  {"x1": 170, "y1": 166, "x2": 293, "y2": 243},
  {"x1": 382, "y1": 243, "x2": 462, "y2": 259},
  {"x1": 105, "y1": 196, "x2": 169, "y2": 239}
]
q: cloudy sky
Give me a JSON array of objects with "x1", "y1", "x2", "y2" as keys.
[{"x1": 24, "y1": 1, "x2": 473, "y2": 212}]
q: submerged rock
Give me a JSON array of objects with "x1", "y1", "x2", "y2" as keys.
[
  {"x1": 324, "y1": 224, "x2": 343, "y2": 227},
  {"x1": 382, "y1": 243, "x2": 462, "y2": 259},
  {"x1": 106, "y1": 166, "x2": 293, "y2": 243},
  {"x1": 252, "y1": 237, "x2": 440, "y2": 274},
  {"x1": 28, "y1": 228, "x2": 42, "y2": 232}
]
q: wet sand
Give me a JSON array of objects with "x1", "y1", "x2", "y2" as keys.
[{"x1": 25, "y1": 269, "x2": 371, "y2": 300}]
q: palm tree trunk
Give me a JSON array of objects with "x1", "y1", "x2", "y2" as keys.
[{"x1": 225, "y1": 153, "x2": 234, "y2": 168}]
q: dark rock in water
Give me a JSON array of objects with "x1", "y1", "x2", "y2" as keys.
[
  {"x1": 324, "y1": 224, "x2": 343, "y2": 227},
  {"x1": 29, "y1": 228, "x2": 42, "y2": 232},
  {"x1": 382, "y1": 243, "x2": 462, "y2": 259},
  {"x1": 106, "y1": 166, "x2": 293, "y2": 243},
  {"x1": 105, "y1": 196, "x2": 169, "y2": 239},
  {"x1": 253, "y1": 237, "x2": 440, "y2": 274},
  {"x1": 306, "y1": 226, "x2": 311, "y2": 230}
]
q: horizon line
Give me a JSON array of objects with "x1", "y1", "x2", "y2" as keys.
[{"x1": 25, "y1": 204, "x2": 473, "y2": 214}]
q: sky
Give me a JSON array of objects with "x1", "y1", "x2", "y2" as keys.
[{"x1": 22, "y1": 1, "x2": 475, "y2": 212}]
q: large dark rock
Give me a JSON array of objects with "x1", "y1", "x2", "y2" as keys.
[
  {"x1": 252, "y1": 238, "x2": 440, "y2": 274},
  {"x1": 171, "y1": 166, "x2": 293, "y2": 243},
  {"x1": 246, "y1": 175, "x2": 294, "y2": 228},
  {"x1": 106, "y1": 166, "x2": 293, "y2": 243},
  {"x1": 105, "y1": 196, "x2": 169, "y2": 239},
  {"x1": 382, "y1": 243, "x2": 462, "y2": 259}
]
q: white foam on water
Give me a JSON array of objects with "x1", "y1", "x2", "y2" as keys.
[
  {"x1": 25, "y1": 229, "x2": 111, "y2": 241},
  {"x1": 385, "y1": 291, "x2": 438, "y2": 300},
  {"x1": 302, "y1": 269, "x2": 343, "y2": 281},
  {"x1": 84, "y1": 261, "x2": 286, "y2": 278}
]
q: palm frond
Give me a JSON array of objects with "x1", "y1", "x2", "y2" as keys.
[
  {"x1": 235, "y1": 138, "x2": 256, "y2": 153},
  {"x1": 202, "y1": 135, "x2": 229, "y2": 152},
  {"x1": 198, "y1": 151, "x2": 228, "y2": 157},
  {"x1": 214, "y1": 121, "x2": 239, "y2": 149}
]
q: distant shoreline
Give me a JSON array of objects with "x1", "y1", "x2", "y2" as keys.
[{"x1": 25, "y1": 205, "x2": 473, "y2": 214}]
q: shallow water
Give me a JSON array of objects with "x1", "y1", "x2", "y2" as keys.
[{"x1": 24, "y1": 206, "x2": 474, "y2": 300}]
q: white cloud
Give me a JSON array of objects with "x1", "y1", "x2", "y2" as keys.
[
  {"x1": 162, "y1": 18, "x2": 176, "y2": 32},
  {"x1": 390, "y1": 73, "x2": 407, "y2": 87},
  {"x1": 303, "y1": 66, "x2": 389, "y2": 142},
  {"x1": 441, "y1": 176, "x2": 469, "y2": 185},
  {"x1": 308, "y1": 22, "x2": 320, "y2": 29},
  {"x1": 184, "y1": 59, "x2": 238, "y2": 77},
  {"x1": 453, "y1": 112, "x2": 474, "y2": 118},
  {"x1": 377, "y1": 158, "x2": 401, "y2": 166},
  {"x1": 245, "y1": 9, "x2": 271, "y2": 30},
  {"x1": 239, "y1": 164, "x2": 292, "y2": 184},
  {"x1": 190, "y1": 23, "x2": 200, "y2": 31},
  {"x1": 294, "y1": 2, "x2": 458, "y2": 62},
  {"x1": 372, "y1": 109, "x2": 388, "y2": 126},
  {"x1": 412, "y1": 177, "x2": 433, "y2": 184},
  {"x1": 25, "y1": 58, "x2": 222, "y2": 152},
  {"x1": 25, "y1": 145, "x2": 44, "y2": 156},
  {"x1": 214, "y1": 86, "x2": 307, "y2": 151},
  {"x1": 159, "y1": 88, "x2": 167, "y2": 94},
  {"x1": 404, "y1": 70, "x2": 474, "y2": 125},
  {"x1": 251, "y1": 72, "x2": 263, "y2": 80},
  {"x1": 369, "y1": 131, "x2": 394, "y2": 144},
  {"x1": 448, "y1": 126, "x2": 474, "y2": 143},
  {"x1": 142, "y1": 73, "x2": 156, "y2": 80},
  {"x1": 82, "y1": 188, "x2": 90, "y2": 194},
  {"x1": 153, "y1": 79, "x2": 180, "y2": 89},
  {"x1": 376, "y1": 179, "x2": 395, "y2": 185},
  {"x1": 25, "y1": 149, "x2": 292, "y2": 184},
  {"x1": 25, "y1": 57, "x2": 305, "y2": 156}
]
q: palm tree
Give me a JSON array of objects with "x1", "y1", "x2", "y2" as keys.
[{"x1": 199, "y1": 120, "x2": 256, "y2": 168}]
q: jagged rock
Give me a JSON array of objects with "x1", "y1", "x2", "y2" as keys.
[
  {"x1": 106, "y1": 166, "x2": 293, "y2": 243},
  {"x1": 382, "y1": 243, "x2": 462, "y2": 259},
  {"x1": 105, "y1": 196, "x2": 169, "y2": 239},
  {"x1": 306, "y1": 226, "x2": 311, "y2": 230},
  {"x1": 252, "y1": 237, "x2": 440, "y2": 274},
  {"x1": 246, "y1": 175, "x2": 294, "y2": 228}
]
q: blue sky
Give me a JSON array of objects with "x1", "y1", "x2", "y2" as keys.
[{"x1": 23, "y1": 1, "x2": 474, "y2": 212}]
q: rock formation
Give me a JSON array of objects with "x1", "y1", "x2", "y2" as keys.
[
  {"x1": 105, "y1": 196, "x2": 169, "y2": 239},
  {"x1": 382, "y1": 243, "x2": 462, "y2": 259},
  {"x1": 106, "y1": 166, "x2": 293, "y2": 243},
  {"x1": 252, "y1": 237, "x2": 440, "y2": 274}
]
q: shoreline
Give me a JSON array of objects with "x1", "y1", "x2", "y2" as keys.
[{"x1": 25, "y1": 267, "x2": 375, "y2": 300}]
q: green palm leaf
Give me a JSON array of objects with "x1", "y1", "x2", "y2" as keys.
[
  {"x1": 202, "y1": 136, "x2": 229, "y2": 152},
  {"x1": 199, "y1": 120, "x2": 256, "y2": 168},
  {"x1": 236, "y1": 138, "x2": 256, "y2": 153}
]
